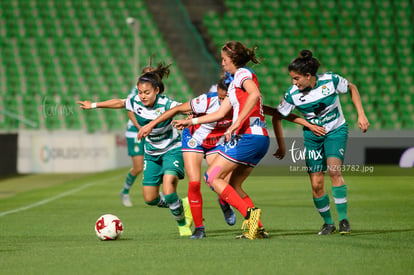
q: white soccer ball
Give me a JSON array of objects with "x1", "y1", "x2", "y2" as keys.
[{"x1": 94, "y1": 214, "x2": 124, "y2": 241}]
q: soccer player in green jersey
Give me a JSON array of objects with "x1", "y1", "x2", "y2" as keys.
[
  {"x1": 119, "y1": 65, "x2": 154, "y2": 207},
  {"x1": 77, "y1": 63, "x2": 192, "y2": 237},
  {"x1": 276, "y1": 49, "x2": 370, "y2": 235}
]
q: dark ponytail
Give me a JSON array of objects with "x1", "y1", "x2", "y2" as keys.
[
  {"x1": 222, "y1": 41, "x2": 261, "y2": 68},
  {"x1": 288, "y1": 49, "x2": 320, "y2": 76},
  {"x1": 137, "y1": 62, "x2": 171, "y2": 94}
]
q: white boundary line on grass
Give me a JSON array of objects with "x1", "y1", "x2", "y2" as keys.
[{"x1": 0, "y1": 176, "x2": 119, "y2": 218}]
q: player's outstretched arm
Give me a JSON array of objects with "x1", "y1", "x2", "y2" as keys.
[
  {"x1": 138, "y1": 102, "x2": 191, "y2": 139},
  {"x1": 76, "y1": 99, "x2": 126, "y2": 109},
  {"x1": 172, "y1": 98, "x2": 232, "y2": 131}
]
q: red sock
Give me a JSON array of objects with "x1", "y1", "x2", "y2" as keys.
[
  {"x1": 219, "y1": 185, "x2": 249, "y2": 217},
  {"x1": 243, "y1": 195, "x2": 263, "y2": 227},
  {"x1": 188, "y1": 181, "x2": 203, "y2": 227}
]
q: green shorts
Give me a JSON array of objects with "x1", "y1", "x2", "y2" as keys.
[
  {"x1": 142, "y1": 147, "x2": 185, "y2": 186},
  {"x1": 303, "y1": 124, "x2": 348, "y2": 173},
  {"x1": 126, "y1": 136, "x2": 145, "y2": 157}
]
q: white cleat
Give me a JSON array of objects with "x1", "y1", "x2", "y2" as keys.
[{"x1": 120, "y1": 192, "x2": 133, "y2": 207}]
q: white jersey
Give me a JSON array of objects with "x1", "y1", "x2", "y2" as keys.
[
  {"x1": 125, "y1": 94, "x2": 181, "y2": 156},
  {"x1": 227, "y1": 67, "x2": 268, "y2": 136},
  {"x1": 189, "y1": 91, "x2": 232, "y2": 149},
  {"x1": 277, "y1": 72, "x2": 349, "y2": 133},
  {"x1": 125, "y1": 87, "x2": 139, "y2": 138}
]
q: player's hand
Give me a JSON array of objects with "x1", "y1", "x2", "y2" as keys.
[
  {"x1": 137, "y1": 124, "x2": 152, "y2": 139},
  {"x1": 358, "y1": 115, "x2": 370, "y2": 133},
  {"x1": 76, "y1": 100, "x2": 93, "y2": 109},
  {"x1": 225, "y1": 122, "x2": 239, "y2": 141},
  {"x1": 274, "y1": 144, "x2": 286, "y2": 160},
  {"x1": 172, "y1": 118, "x2": 192, "y2": 130},
  {"x1": 308, "y1": 124, "x2": 326, "y2": 136}
]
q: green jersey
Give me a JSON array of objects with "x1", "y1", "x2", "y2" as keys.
[
  {"x1": 278, "y1": 72, "x2": 349, "y2": 133},
  {"x1": 125, "y1": 93, "x2": 181, "y2": 156}
]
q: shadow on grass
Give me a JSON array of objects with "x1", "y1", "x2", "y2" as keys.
[
  {"x1": 270, "y1": 228, "x2": 414, "y2": 237},
  {"x1": 346, "y1": 228, "x2": 414, "y2": 236},
  {"x1": 206, "y1": 227, "x2": 414, "y2": 238}
]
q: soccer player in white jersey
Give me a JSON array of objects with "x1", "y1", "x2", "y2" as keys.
[
  {"x1": 173, "y1": 41, "x2": 285, "y2": 240},
  {"x1": 77, "y1": 63, "x2": 193, "y2": 237},
  {"x1": 137, "y1": 76, "x2": 237, "y2": 239},
  {"x1": 277, "y1": 49, "x2": 369, "y2": 235}
]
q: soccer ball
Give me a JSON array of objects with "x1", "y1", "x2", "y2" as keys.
[{"x1": 94, "y1": 214, "x2": 124, "y2": 240}]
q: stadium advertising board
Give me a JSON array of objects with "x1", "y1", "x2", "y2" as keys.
[{"x1": 17, "y1": 132, "x2": 116, "y2": 173}]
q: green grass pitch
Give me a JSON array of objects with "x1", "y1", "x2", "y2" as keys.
[{"x1": 0, "y1": 166, "x2": 413, "y2": 275}]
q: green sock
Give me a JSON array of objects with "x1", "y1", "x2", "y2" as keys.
[
  {"x1": 164, "y1": 192, "x2": 185, "y2": 226},
  {"x1": 122, "y1": 172, "x2": 137, "y2": 194},
  {"x1": 145, "y1": 196, "x2": 161, "y2": 206},
  {"x1": 313, "y1": 194, "x2": 334, "y2": 225},
  {"x1": 332, "y1": 185, "x2": 348, "y2": 221}
]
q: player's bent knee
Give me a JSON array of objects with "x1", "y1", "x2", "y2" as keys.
[
  {"x1": 145, "y1": 198, "x2": 160, "y2": 206},
  {"x1": 204, "y1": 166, "x2": 222, "y2": 191}
]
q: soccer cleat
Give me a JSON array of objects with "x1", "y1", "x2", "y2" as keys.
[
  {"x1": 182, "y1": 197, "x2": 193, "y2": 227},
  {"x1": 339, "y1": 219, "x2": 351, "y2": 235},
  {"x1": 257, "y1": 227, "x2": 269, "y2": 239},
  {"x1": 120, "y1": 192, "x2": 133, "y2": 207},
  {"x1": 236, "y1": 227, "x2": 269, "y2": 239},
  {"x1": 178, "y1": 224, "x2": 192, "y2": 237},
  {"x1": 218, "y1": 198, "x2": 236, "y2": 226},
  {"x1": 241, "y1": 208, "x2": 262, "y2": 240},
  {"x1": 235, "y1": 232, "x2": 249, "y2": 239},
  {"x1": 318, "y1": 223, "x2": 336, "y2": 235},
  {"x1": 190, "y1": 227, "x2": 206, "y2": 239}
]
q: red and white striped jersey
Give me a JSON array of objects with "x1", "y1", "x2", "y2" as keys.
[
  {"x1": 227, "y1": 67, "x2": 268, "y2": 136},
  {"x1": 189, "y1": 91, "x2": 233, "y2": 149}
]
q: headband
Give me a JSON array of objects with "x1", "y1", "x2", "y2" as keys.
[{"x1": 225, "y1": 44, "x2": 236, "y2": 54}]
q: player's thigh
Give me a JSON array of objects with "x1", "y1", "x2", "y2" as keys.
[
  {"x1": 162, "y1": 148, "x2": 185, "y2": 180},
  {"x1": 325, "y1": 125, "x2": 348, "y2": 164},
  {"x1": 206, "y1": 154, "x2": 238, "y2": 181},
  {"x1": 183, "y1": 151, "x2": 204, "y2": 182},
  {"x1": 131, "y1": 155, "x2": 144, "y2": 175},
  {"x1": 304, "y1": 131, "x2": 326, "y2": 173},
  {"x1": 142, "y1": 158, "x2": 163, "y2": 186}
]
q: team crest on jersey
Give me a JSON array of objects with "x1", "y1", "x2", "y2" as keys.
[
  {"x1": 187, "y1": 138, "x2": 197, "y2": 148},
  {"x1": 155, "y1": 108, "x2": 162, "y2": 116},
  {"x1": 321, "y1": 85, "x2": 330, "y2": 95}
]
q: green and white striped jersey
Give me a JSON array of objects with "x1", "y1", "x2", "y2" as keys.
[
  {"x1": 277, "y1": 72, "x2": 349, "y2": 133},
  {"x1": 125, "y1": 94, "x2": 182, "y2": 156}
]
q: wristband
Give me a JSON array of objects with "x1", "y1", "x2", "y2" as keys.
[
  {"x1": 192, "y1": 118, "x2": 198, "y2": 125},
  {"x1": 91, "y1": 102, "x2": 97, "y2": 109}
]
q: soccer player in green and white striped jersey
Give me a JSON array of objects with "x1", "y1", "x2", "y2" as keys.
[
  {"x1": 277, "y1": 49, "x2": 369, "y2": 235},
  {"x1": 77, "y1": 63, "x2": 192, "y2": 237}
]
